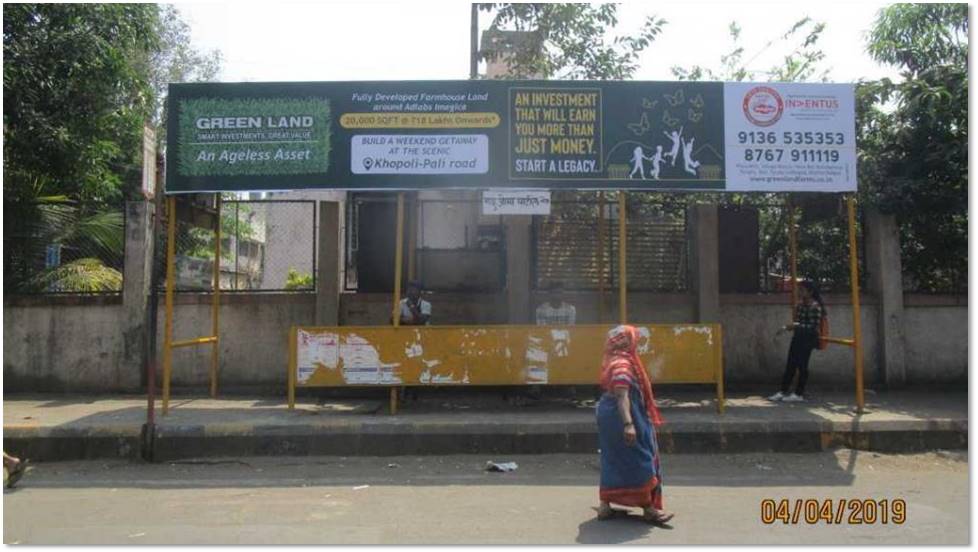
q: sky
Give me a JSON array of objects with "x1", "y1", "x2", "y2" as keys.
[{"x1": 175, "y1": 1, "x2": 903, "y2": 84}]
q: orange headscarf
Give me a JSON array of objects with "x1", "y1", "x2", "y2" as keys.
[{"x1": 600, "y1": 325, "x2": 663, "y2": 426}]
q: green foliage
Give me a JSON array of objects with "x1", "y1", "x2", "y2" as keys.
[
  {"x1": 4, "y1": 4, "x2": 223, "y2": 293},
  {"x1": 31, "y1": 258, "x2": 123, "y2": 293},
  {"x1": 285, "y1": 268, "x2": 314, "y2": 290},
  {"x1": 670, "y1": 18, "x2": 851, "y2": 290},
  {"x1": 859, "y1": 3, "x2": 967, "y2": 293},
  {"x1": 4, "y1": 198, "x2": 125, "y2": 293},
  {"x1": 138, "y1": 4, "x2": 222, "y2": 145},
  {"x1": 3, "y1": 3, "x2": 160, "y2": 203},
  {"x1": 478, "y1": 3, "x2": 666, "y2": 80}
]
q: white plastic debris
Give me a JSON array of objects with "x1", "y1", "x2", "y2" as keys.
[
  {"x1": 485, "y1": 461, "x2": 518, "y2": 472},
  {"x1": 353, "y1": 485, "x2": 370, "y2": 490}
]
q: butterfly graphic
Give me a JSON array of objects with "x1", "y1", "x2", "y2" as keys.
[
  {"x1": 664, "y1": 89, "x2": 685, "y2": 107},
  {"x1": 688, "y1": 109, "x2": 703, "y2": 123},
  {"x1": 627, "y1": 112, "x2": 651, "y2": 136},
  {"x1": 642, "y1": 97, "x2": 658, "y2": 110},
  {"x1": 662, "y1": 109, "x2": 680, "y2": 128},
  {"x1": 689, "y1": 94, "x2": 704, "y2": 109}
]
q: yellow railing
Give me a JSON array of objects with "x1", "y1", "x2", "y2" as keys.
[{"x1": 288, "y1": 323, "x2": 725, "y2": 414}]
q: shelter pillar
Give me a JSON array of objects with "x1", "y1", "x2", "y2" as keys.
[
  {"x1": 865, "y1": 208, "x2": 907, "y2": 387},
  {"x1": 689, "y1": 204, "x2": 720, "y2": 323},
  {"x1": 123, "y1": 200, "x2": 154, "y2": 389},
  {"x1": 505, "y1": 215, "x2": 533, "y2": 323},
  {"x1": 316, "y1": 201, "x2": 341, "y2": 325}
]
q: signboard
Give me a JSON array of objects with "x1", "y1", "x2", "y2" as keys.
[
  {"x1": 142, "y1": 125, "x2": 157, "y2": 199},
  {"x1": 482, "y1": 190, "x2": 551, "y2": 215},
  {"x1": 166, "y1": 81, "x2": 855, "y2": 194},
  {"x1": 723, "y1": 83, "x2": 856, "y2": 192}
]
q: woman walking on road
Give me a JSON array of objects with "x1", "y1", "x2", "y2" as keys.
[
  {"x1": 596, "y1": 325, "x2": 673, "y2": 525},
  {"x1": 769, "y1": 280, "x2": 825, "y2": 403}
]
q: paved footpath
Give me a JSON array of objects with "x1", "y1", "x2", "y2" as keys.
[
  {"x1": 2, "y1": 389, "x2": 967, "y2": 459},
  {"x1": 2, "y1": 451, "x2": 968, "y2": 544}
]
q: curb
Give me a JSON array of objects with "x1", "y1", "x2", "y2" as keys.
[{"x1": 4, "y1": 419, "x2": 967, "y2": 462}]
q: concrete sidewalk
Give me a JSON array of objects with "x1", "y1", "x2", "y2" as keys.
[{"x1": 2, "y1": 389, "x2": 967, "y2": 461}]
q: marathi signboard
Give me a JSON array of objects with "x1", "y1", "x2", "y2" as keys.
[
  {"x1": 166, "y1": 80, "x2": 855, "y2": 194},
  {"x1": 482, "y1": 190, "x2": 551, "y2": 215}
]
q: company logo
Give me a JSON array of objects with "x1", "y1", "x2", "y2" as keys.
[{"x1": 742, "y1": 86, "x2": 784, "y2": 127}]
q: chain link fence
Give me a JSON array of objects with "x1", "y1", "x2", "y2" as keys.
[
  {"x1": 4, "y1": 200, "x2": 125, "y2": 294},
  {"x1": 157, "y1": 198, "x2": 317, "y2": 292}
]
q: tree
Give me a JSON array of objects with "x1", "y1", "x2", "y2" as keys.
[
  {"x1": 477, "y1": 3, "x2": 666, "y2": 80},
  {"x1": 3, "y1": 3, "x2": 160, "y2": 204},
  {"x1": 138, "y1": 4, "x2": 223, "y2": 146},
  {"x1": 3, "y1": 4, "x2": 224, "y2": 293},
  {"x1": 859, "y1": 3, "x2": 967, "y2": 293}
]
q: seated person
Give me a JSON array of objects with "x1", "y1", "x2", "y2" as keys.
[
  {"x1": 535, "y1": 282, "x2": 577, "y2": 326},
  {"x1": 518, "y1": 282, "x2": 576, "y2": 404},
  {"x1": 399, "y1": 280, "x2": 431, "y2": 326}
]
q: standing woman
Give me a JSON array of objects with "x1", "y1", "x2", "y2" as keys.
[
  {"x1": 596, "y1": 325, "x2": 674, "y2": 525},
  {"x1": 769, "y1": 280, "x2": 824, "y2": 402}
]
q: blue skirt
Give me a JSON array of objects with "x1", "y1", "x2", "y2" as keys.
[{"x1": 596, "y1": 384, "x2": 663, "y2": 508}]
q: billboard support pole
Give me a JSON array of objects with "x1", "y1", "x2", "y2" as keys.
[
  {"x1": 618, "y1": 191, "x2": 627, "y2": 324},
  {"x1": 847, "y1": 195, "x2": 865, "y2": 413},
  {"x1": 390, "y1": 192, "x2": 405, "y2": 415}
]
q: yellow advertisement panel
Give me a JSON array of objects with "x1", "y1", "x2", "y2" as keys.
[{"x1": 291, "y1": 324, "x2": 722, "y2": 388}]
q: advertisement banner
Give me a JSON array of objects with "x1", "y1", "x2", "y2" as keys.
[
  {"x1": 723, "y1": 83, "x2": 856, "y2": 192},
  {"x1": 166, "y1": 80, "x2": 855, "y2": 194}
]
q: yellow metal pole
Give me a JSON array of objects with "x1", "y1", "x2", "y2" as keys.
[
  {"x1": 392, "y1": 193, "x2": 405, "y2": 328},
  {"x1": 162, "y1": 196, "x2": 177, "y2": 415},
  {"x1": 171, "y1": 336, "x2": 218, "y2": 348},
  {"x1": 288, "y1": 326, "x2": 297, "y2": 409},
  {"x1": 618, "y1": 191, "x2": 627, "y2": 324},
  {"x1": 847, "y1": 195, "x2": 865, "y2": 412},
  {"x1": 715, "y1": 324, "x2": 725, "y2": 414},
  {"x1": 788, "y1": 197, "x2": 798, "y2": 319},
  {"x1": 596, "y1": 192, "x2": 606, "y2": 323},
  {"x1": 407, "y1": 194, "x2": 417, "y2": 281},
  {"x1": 391, "y1": 192, "x2": 405, "y2": 415},
  {"x1": 210, "y1": 195, "x2": 221, "y2": 398}
]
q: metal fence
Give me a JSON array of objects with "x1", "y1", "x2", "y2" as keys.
[
  {"x1": 158, "y1": 199, "x2": 317, "y2": 292},
  {"x1": 4, "y1": 201, "x2": 125, "y2": 294},
  {"x1": 533, "y1": 193, "x2": 689, "y2": 292}
]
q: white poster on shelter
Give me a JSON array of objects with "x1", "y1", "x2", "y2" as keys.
[{"x1": 482, "y1": 190, "x2": 552, "y2": 215}]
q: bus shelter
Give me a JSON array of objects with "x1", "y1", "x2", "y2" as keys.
[{"x1": 159, "y1": 79, "x2": 863, "y2": 415}]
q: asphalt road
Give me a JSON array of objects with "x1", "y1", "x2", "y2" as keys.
[{"x1": 3, "y1": 450, "x2": 968, "y2": 544}]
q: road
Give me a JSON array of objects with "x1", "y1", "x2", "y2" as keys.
[{"x1": 3, "y1": 450, "x2": 967, "y2": 544}]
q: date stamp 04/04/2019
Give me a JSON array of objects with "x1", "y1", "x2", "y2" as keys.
[{"x1": 761, "y1": 499, "x2": 907, "y2": 526}]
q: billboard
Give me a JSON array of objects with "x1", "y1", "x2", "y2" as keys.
[{"x1": 166, "y1": 80, "x2": 855, "y2": 194}]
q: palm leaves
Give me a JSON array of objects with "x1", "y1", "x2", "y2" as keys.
[{"x1": 5, "y1": 197, "x2": 125, "y2": 293}]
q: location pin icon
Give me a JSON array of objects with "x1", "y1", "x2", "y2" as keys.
[{"x1": 363, "y1": 157, "x2": 373, "y2": 171}]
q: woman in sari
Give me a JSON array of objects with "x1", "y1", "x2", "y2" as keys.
[{"x1": 596, "y1": 325, "x2": 674, "y2": 525}]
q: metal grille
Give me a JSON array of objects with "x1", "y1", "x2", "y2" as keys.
[{"x1": 533, "y1": 197, "x2": 688, "y2": 291}]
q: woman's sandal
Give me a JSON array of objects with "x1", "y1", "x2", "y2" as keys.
[
  {"x1": 643, "y1": 509, "x2": 675, "y2": 526},
  {"x1": 5, "y1": 459, "x2": 30, "y2": 489},
  {"x1": 596, "y1": 506, "x2": 627, "y2": 520}
]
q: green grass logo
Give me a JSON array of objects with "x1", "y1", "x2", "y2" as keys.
[{"x1": 177, "y1": 97, "x2": 332, "y2": 177}]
